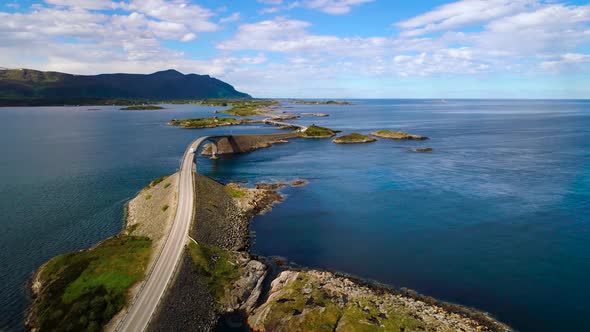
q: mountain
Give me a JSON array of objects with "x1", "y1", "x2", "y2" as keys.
[{"x1": 0, "y1": 68, "x2": 251, "y2": 105}]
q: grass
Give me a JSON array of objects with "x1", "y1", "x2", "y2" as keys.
[
  {"x1": 168, "y1": 117, "x2": 240, "y2": 129},
  {"x1": 371, "y1": 130, "x2": 428, "y2": 140},
  {"x1": 333, "y1": 133, "x2": 375, "y2": 144},
  {"x1": 161, "y1": 204, "x2": 169, "y2": 212},
  {"x1": 149, "y1": 175, "x2": 169, "y2": 188},
  {"x1": 256, "y1": 272, "x2": 426, "y2": 332},
  {"x1": 126, "y1": 223, "x2": 140, "y2": 235},
  {"x1": 301, "y1": 125, "x2": 337, "y2": 138},
  {"x1": 164, "y1": 183, "x2": 171, "y2": 188},
  {"x1": 35, "y1": 235, "x2": 151, "y2": 332},
  {"x1": 225, "y1": 185, "x2": 246, "y2": 199},
  {"x1": 187, "y1": 241, "x2": 240, "y2": 303},
  {"x1": 217, "y1": 99, "x2": 279, "y2": 116},
  {"x1": 144, "y1": 194, "x2": 152, "y2": 200}
]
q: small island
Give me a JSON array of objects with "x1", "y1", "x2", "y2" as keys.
[
  {"x1": 299, "y1": 125, "x2": 338, "y2": 138},
  {"x1": 294, "y1": 100, "x2": 351, "y2": 105},
  {"x1": 371, "y1": 130, "x2": 429, "y2": 140},
  {"x1": 120, "y1": 105, "x2": 164, "y2": 110},
  {"x1": 333, "y1": 133, "x2": 377, "y2": 144},
  {"x1": 167, "y1": 117, "x2": 243, "y2": 129},
  {"x1": 300, "y1": 112, "x2": 329, "y2": 117},
  {"x1": 215, "y1": 99, "x2": 279, "y2": 116}
]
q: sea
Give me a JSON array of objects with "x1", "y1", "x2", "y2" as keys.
[{"x1": 0, "y1": 100, "x2": 588, "y2": 331}]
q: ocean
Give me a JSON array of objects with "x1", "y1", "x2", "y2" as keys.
[{"x1": 0, "y1": 100, "x2": 588, "y2": 331}]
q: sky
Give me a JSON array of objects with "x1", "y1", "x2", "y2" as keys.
[{"x1": 0, "y1": 0, "x2": 589, "y2": 98}]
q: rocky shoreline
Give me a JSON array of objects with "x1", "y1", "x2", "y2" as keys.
[
  {"x1": 28, "y1": 170, "x2": 511, "y2": 332},
  {"x1": 151, "y1": 174, "x2": 511, "y2": 332}
]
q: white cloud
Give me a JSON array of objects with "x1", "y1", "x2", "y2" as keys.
[
  {"x1": 257, "y1": 0, "x2": 283, "y2": 4},
  {"x1": 540, "y1": 53, "x2": 590, "y2": 72},
  {"x1": 44, "y1": 0, "x2": 119, "y2": 10},
  {"x1": 124, "y1": 0, "x2": 218, "y2": 32},
  {"x1": 303, "y1": 0, "x2": 374, "y2": 14},
  {"x1": 219, "y1": 12, "x2": 240, "y2": 24},
  {"x1": 396, "y1": 0, "x2": 535, "y2": 37},
  {"x1": 218, "y1": 17, "x2": 387, "y2": 56}
]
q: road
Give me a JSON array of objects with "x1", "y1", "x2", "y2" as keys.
[
  {"x1": 116, "y1": 136, "x2": 218, "y2": 332},
  {"x1": 264, "y1": 119, "x2": 307, "y2": 131},
  {"x1": 116, "y1": 118, "x2": 308, "y2": 331}
]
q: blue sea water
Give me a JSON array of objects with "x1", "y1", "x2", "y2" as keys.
[{"x1": 0, "y1": 100, "x2": 589, "y2": 331}]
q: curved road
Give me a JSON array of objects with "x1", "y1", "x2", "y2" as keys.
[
  {"x1": 117, "y1": 120, "x2": 308, "y2": 331},
  {"x1": 116, "y1": 135, "x2": 220, "y2": 332}
]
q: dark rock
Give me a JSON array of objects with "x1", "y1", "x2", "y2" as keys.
[
  {"x1": 148, "y1": 252, "x2": 218, "y2": 332},
  {"x1": 407, "y1": 147, "x2": 434, "y2": 153},
  {"x1": 277, "y1": 298, "x2": 295, "y2": 304},
  {"x1": 255, "y1": 183, "x2": 286, "y2": 190}
]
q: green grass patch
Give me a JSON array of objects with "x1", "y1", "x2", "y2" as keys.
[
  {"x1": 149, "y1": 175, "x2": 169, "y2": 188},
  {"x1": 333, "y1": 133, "x2": 376, "y2": 144},
  {"x1": 168, "y1": 117, "x2": 240, "y2": 129},
  {"x1": 161, "y1": 204, "x2": 169, "y2": 212},
  {"x1": 371, "y1": 130, "x2": 428, "y2": 140},
  {"x1": 126, "y1": 223, "x2": 140, "y2": 235},
  {"x1": 164, "y1": 183, "x2": 171, "y2": 188},
  {"x1": 225, "y1": 186, "x2": 246, "y2": 199},
  {"x1": 35, "y1": 235, "x2": 151, "y2": 331},
  {"x1": 301, "y1": 125, "x2": 337, "y2": 138},
  {"x1": 217, "y1": 99, "x2": 278, "y2": 116},
  {"x1": 188, "y1": 241, "x2": 240, "y2": 303},
  {"x1": 144, "y1": 194, "x2": 152, "y2": 200}
]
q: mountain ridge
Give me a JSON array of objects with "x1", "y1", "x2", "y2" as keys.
[{"x1": 0, "y1": 68, "x2": 251, "y2": 105}]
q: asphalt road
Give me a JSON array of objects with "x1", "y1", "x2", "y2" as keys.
[{"x1": 116, "y1": 136, "x2": 214, "y2": 332}]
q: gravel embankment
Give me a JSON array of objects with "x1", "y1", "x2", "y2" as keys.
[{"x1": 147, "y1": 252, "x2": 218, "y2": 332}]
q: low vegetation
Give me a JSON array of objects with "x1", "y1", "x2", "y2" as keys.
[
  {"x1": 225, "y1": 185, "x2": 246, "y2": 199},
  {"x1": 217, "y1": 99, "x2": 279, "y2": 116},
  {"x1": 294, "y1": 100, "x2": 351, "y2": 105},
  {"x1": 371, "y1": 130, "x2": 429, "y2": 140},
  {"x1": 119, "y1": 105, "x2": 164, "y2": 110},
  {"x1": 33, "y1": 235, "x2": 151, "y2": 332},
  {"x1": 333, "y1": 133, "x2": 376, "y2": 144},
  {"x1": 300, "y1": 125, "x2": 338, "y2": 138},
  {"x1": 161, "y1": 204, "x2": 169, "y2": 212},
  {"x1": 187, "y1": 241, "x2": 240, "y2": 303},
  {"x1": 168, "y1": 117, "x2": 241, "y2": 129},
  {"x1": 251, "y1": 272, "x2": 425, "y2": 332},
  {"x1": 149, "y1": 175, "x2": 169, "y2": 188}
]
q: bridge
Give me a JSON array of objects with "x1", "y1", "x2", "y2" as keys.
[{"x1": 115, "y1": 135, "x2": 230, "y2": 332}]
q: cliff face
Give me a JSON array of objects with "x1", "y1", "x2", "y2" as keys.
[{"x1": 0, "y1": 68, "x2": 250, "y2": 105}]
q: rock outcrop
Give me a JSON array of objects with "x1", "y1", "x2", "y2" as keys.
[
  {"x1": 371, "y1": 130, "x2": 429, "y2": 140},
  {"x1": 249, "y1": 270, "x2": 512, "y2": 332}
]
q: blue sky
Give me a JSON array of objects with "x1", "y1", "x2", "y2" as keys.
[{"x1": 1, "y1": 0, "x2": 589, "y2": 98}]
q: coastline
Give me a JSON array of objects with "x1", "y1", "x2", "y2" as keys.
[{"x1": 27, "y1": 172, "x2": 512, "y2": 332}]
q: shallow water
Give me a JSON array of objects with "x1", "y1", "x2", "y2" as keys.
[{"x1": 1, "y1": 100, "x2": 589, "y2": 331}]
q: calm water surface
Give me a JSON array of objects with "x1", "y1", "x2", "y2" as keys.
[{"x1": 1, "y1": 100, "x2": 589, "y2": 331}]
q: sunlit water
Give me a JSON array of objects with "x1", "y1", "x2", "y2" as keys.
[{"x1": 0, "y1": 100, "x2": 589, "y2": 331}]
